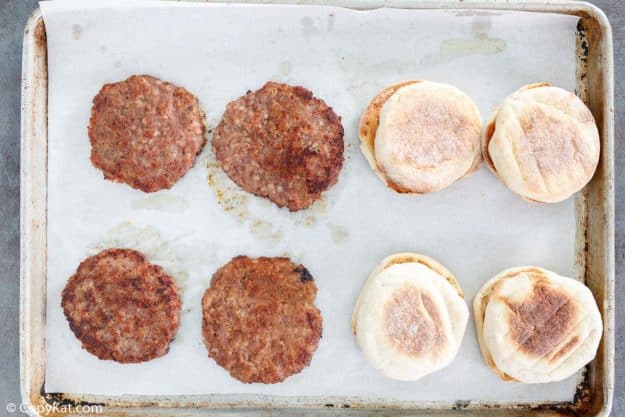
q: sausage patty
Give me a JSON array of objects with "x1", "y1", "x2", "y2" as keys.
[
  {"x1": 202, "y1": 256, "x2": 323, "y2": 383},
  {"x1": 89, "y1": 75, "x2": 206, "y2": 192},
  {"x1": 212, "y1": 82, "x2": 344, "y2": 211},
  {"x1": 61, "y1": 248, "x2": 181, "y2": 363}
]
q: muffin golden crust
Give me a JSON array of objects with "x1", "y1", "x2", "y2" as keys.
[
  {"x1": 352, "y1": 253, "x2": 468, "y2": 381},
  {"x1": 482, "y1": 83, "x2": 600, "y2": 203},
  {"x1": 473, "y1": 267, "x2": 603, "y2": 383},
  {"x1": 359, "y1": 81, "x2": 482, "y2": 194}
]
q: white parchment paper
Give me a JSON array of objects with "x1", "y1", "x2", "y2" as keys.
[{"x1": 41, "y1": 0, "x2": 582, "y2": 403}]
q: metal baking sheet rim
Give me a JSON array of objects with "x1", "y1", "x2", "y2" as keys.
[{"x1": 19, "y1": 1, "x2": 615, "y2": 416}]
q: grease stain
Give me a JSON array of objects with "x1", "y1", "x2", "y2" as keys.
[
  {"x1": 206, "y1": 155, "x2": 283, "y2": 243},
  {"x1": 421, "y1": 17, "x2": 506, "y2": 66},
  {"x1": 330, "y1": 223, "x2": 350, "y2": 244},
  {"x1": 71, "y1": 24, "x2": 82, "y2": 40},
  {"x1": 131, "y1": 193, "x2": 189, "y2": 212},
  {"x1": 89, "y1": 222, "x2": 189, "y2": 292},
  {"x1": 327, "y1": 13, "x2": 335, "y2": 32},
  {"x1": 300, "y1": 16, "x2": 320, "y2": 39},
  {"x1": 279, "y1": 61, "x2": 292, "y2": 76}
]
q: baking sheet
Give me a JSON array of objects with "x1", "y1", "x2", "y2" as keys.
[{"x1": 40, "y1": 0, "x2": 582, "y2": 403}]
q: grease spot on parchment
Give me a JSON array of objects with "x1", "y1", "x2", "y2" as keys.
[
  {"x1": 71, "y1": 24, "x2": 82, "y2": 40},
  {"x1": 283, "y1": 250, "x2": 306, "y2": 265},
  {"x1": 301, "y1": 16, "x2": 320, "y2": 39},
  {"x1": 131, "y1": 192, "x2": 189, "y2": 212},
  {"x1": 301, "y1": 197, "x2": 327, "y2": 226},
  {"x1": 207, "y1": 157, "x2": 248, "y2": 216},
  {"x1": 114, "y1": 60, "x2": 122, "y2": 68},
  {"x1": 206, "y1": 152, "x2": 329, "y2": 240},
  {"x1": 271, "y1": 61, "x2": 293, "y2": 82},
  {"x1": 206, "y1": 155, "x2": 283, "y2": 244},
  {"x1": 421, "y1": 17, "x2": 506, "y2": 66},
  {"x1": 327, "y1": 13, "x2": 335, "y2": 32},
  {"x1": 88, "y1": 222, "x2": 188, "y2": 292},
  {"x1": 280, "y1": 61, "x2": 292, "y2": 76},
  {"x1": 329, "y1": 223, "x2": 350, "y2": 245},
  {"x1": 250, "y1": 219, "x2": 283, "y2": 242}
]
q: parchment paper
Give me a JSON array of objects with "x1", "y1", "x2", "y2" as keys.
[{"x1": 41, "y1": 0, "x2": 582, "y2": 403}]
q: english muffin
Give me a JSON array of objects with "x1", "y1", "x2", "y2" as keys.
[
  {"x1": 482, "y1": 83, "x2": 600, "y2": 203},
  {"x1": 352, "y1": 253, "x2": 468, "y2": 381},
  {"x1": 359, "y1": 81, "x2": 482, "y2": 194},
  {"x1": 89, "y1": 75, "x2": 206, "y2": 192},
  {"x1": 202, "y1": 256, "x2": 322, "y2": 383},
  {"x1": 473, "y1": 266, "x2": 603, "y2": 383},
  {"x1": 212, "y1": 82, "x2": 344, "y2": 211},
  {"x1": 61, "y1": 249, "x2": 181, "y2": 363}
]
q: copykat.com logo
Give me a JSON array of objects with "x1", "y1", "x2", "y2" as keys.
[{"x1": 6, "y1": 402, "x2": 103, "y2": 414}]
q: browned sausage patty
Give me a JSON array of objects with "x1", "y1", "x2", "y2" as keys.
[
  {"x1": 61, "y1": 248, "x2": 181, "y2": 363},
  {"x1": 212, "y1": 82, "x2": 344, "y2": 211},
  {"x1": 202, "y1": 256, "x2": 322, "y2": 383},
  {"x1": 89, "y1": 75, "x2": 206, "y2": 192}
]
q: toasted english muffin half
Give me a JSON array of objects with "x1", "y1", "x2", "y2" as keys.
[
  {"x1": 359, "y1": 81, "x2": 482, "y2": 194},
  {"x1": 473, "y1": 266, "x2": 602, "y2": 383},
  {"x1": 482, "y1": 83, "x2": 600, "y2": 203},
  {"x1": 352, "y1": 253, "x2": 468, "y2": 381}
]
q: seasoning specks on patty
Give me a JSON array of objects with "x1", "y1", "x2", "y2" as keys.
[
  {"x1": 202, "y1": 256, "x2": 323, "y2": 383},
  {"x1": 61, "y1": 248, "x2": 181, "y2": 363},
  {"x1": 89, "y1": 75, "x2": 206, "y2": 192},
  {"x1": 212, "y1": 82, "x2": 344, "y2": 211}
]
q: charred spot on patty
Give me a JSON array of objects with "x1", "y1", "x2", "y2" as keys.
[{"x1": 295, "y1": 265, "x2": 314, "y2": 283}]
